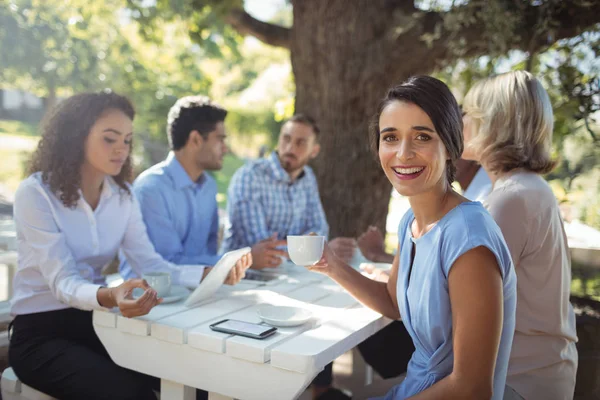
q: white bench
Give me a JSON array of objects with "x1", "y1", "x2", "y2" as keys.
[{"x1": 1, "y1": 368, "x2": 57, "y2": 400}]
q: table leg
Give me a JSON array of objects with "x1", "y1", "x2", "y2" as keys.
[
  {"x1": 208, "y1": 392, "x2": 233, "y2": 400},
  {"x1": 351, "y1": 347, "x2": 373, "y2": 386},
  {"x1": 161, "y1": 379, "x2": 195, "y2": 400}
]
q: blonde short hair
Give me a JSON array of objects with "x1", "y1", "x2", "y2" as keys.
[{"x1": 462, "y1": 70, "x2": 556, "y2": 174}]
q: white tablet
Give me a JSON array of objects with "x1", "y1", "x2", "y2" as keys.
[{"x1": 184, "y1": 247, "x2": 251, "y2": 307}]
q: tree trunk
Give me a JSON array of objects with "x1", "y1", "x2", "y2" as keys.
[
  {"x1": 290, "y1": 0, "x2": 428, "y2": 238},
  {"x1": 44, "y1": 84, "x2": 57, "y2": 113}
]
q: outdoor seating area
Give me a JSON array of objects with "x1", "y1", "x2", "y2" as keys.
[{"x1": 1, "y1": 1, "x2": 600, "y2": 399}]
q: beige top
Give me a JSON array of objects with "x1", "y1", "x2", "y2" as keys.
[{"x1": 484, "y1": 171, "x2": 578, "y2": 400}]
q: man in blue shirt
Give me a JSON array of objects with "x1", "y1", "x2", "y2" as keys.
[
  {"x1": 223, "y1": 114, "x2": 353, "y2": 399},
  {"x1": 120, "y1": 96, "x2": 237, "y2": 280}
]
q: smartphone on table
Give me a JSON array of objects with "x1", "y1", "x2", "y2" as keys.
[{"x1": 209, "y1": 319, "x2": 277, "y2": 340}]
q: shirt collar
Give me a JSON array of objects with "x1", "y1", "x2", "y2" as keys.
[
  {"x1": 268, "y1": 151, "x2": 306, "y2": 183},
  {"x1": 165, "y1": 152, "x2": 205, "y2": 189},
  {"x1": 77, "y1": 176, "x2": 117, "y2": 206}
]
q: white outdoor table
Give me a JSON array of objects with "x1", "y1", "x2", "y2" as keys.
[{"x1": 93, "y1": 263, "x2": 391, "y2": 400}]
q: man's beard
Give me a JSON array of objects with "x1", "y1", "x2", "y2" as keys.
[
  {"x1": 197, "y1": 156, "x2": 222, "y2": 172},
  {"x1": 281, "y1": 154, "x2": 302, "y2": 172}
]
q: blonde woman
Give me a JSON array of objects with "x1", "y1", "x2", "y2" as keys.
[{"x1": 462, "y1": 70, "x2": 578, "y2": 400}]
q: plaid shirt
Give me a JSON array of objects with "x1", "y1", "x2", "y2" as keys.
[{"x1": 223, "y1": 152, "x2": 329, "y2": 251}]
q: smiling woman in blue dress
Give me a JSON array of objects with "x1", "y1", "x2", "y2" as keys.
[{"x1": 310, "y1": 76, "x2": 517, "y2": 399}]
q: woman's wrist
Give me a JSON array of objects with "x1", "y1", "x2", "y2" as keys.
[
  {"x1": 97, "y1": 286, "x2": 117, "y2": 308},
  {"x1": 328, "y1": 256, "x2": 351, "y2": 281}
]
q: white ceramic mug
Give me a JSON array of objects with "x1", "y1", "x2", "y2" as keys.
[
  {"x1": 142, "y1": 272, "x2": 171, "y2": 297},
  {"x1": 287, "y1": 235, "x2": 325, "y2": 265}
]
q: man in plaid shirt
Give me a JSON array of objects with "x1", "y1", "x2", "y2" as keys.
[
  {"x1": 223, "y1": 114, "x2": 356, "y2": 270},
  {"x1": 222, "y1": 114, "x2": 354, "y2": 400}
]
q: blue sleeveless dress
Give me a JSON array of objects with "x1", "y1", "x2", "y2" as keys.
[{"x1": 379, "y1": 202, "x2": 516, "y2": 400}]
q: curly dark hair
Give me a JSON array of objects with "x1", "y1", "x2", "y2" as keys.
[
  {"x1": 167, "y1": 95, "x2": 227, "y2": 150},
  {"x1": 28, "y1": 91, "x2": 135, "y2": 208}
]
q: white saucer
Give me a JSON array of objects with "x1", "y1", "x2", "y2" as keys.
[
  {"x1": 257, "y1": 305, "x2": 312, "y2": 327},
  {"x1": 133, "y1": 285, "x2": 190, "y2": 304}
]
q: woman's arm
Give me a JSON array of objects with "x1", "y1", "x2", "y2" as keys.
[
  {"x1": 13, "y1": 181, "x2": 106, "y2": 310},
  {"x1": 310, "y1": 245, "x2": 400, "y2": 320},
  {"x1": 409, "y1": 246, "x2": 503, "y2": 399}
]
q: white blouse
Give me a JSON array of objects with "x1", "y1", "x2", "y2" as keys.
[{"x1": 11, "y1": 173, "x2": 205, "y2": 315}]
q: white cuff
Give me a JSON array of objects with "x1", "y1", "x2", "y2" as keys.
[{"x1": 78, "y1": 283, "x2": 105, "y2": 310}]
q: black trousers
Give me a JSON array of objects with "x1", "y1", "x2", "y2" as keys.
[
  {"x1": 9, "y1": 308, "x2": 207, "y2": 400},
  {"x1": 357, "y1": 321, "x2": 415, "y2": 379},
  {"x1": 312, "y1": 362, "x2": 333, "y2": 387}
]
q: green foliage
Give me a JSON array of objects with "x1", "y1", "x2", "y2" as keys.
[
  {"x1": 0, "y1": 0, "x2": 214, "y2": 144},
  {"x1": 226, "y1": 108, "x2": 282, "y2": 146},
  {"x1": 208, "y1": 153, "x2": 246, "y2": 208},
  {"x1": 572, "y1": 261, "x2": 600, "y2": 301},
  {"x1": 436, "y1": 23, "x2": 600, "y2": 230},
  {"x1": 0, "y1": 119, "x2": 37, "y2": 137},
  {"x1": 0, "y1": 0, "x2": 110, "y2": 97},
  {"x1": 126, "y1": 0, "x2": 244, "y2": 60}
]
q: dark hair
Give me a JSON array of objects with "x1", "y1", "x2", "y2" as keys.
[
  {"x1": 167, "y1": 96, "x2": 227, "y2": 150},
  {"x1": 29, "y1": 91, "x2": 135, "y2": 208},
  {"x1": 370, "y1": 75, "x2": 463, "y2": 183},
  {"x1": 284, "y1": 113, "x2": 320, "y2": 137}
]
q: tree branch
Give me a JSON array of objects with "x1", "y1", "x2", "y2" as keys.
[
  {"x1": 384, "y1": 0, "x2": 417, "y2": 14},
  {"x1": 384, "y1": 0, "x2": 600, "y2": 71},
  {"x1": 226, "y1": 8, "x2": 291, "y2": 49}
]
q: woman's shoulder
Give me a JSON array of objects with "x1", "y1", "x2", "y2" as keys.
[
  {"x1": 441, "y1": 201, "x2": 492, "y2": 231},
  {"x1": 440, "y1": 202, "x2": 507, "y2": 252},
  {"x1": 440, "y1": 202, "x2": 513, "y2": 276},
  {"x1": 15, "y1": 172, "x2": 47, "y2": 198},
  {"x1": 486, "y1": 172, "x2": 555, "y2": 218}
]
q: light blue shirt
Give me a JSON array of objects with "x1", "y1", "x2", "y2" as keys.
[
  {"x1": 382, "y1": 202, "x2": 516, "y2": 400},
  {"x1": 222, "y1": 152, "x2": 329, "y2": 251},
  {"x1": 119, "y1": 152, "x2": 220, "y2": 280}
]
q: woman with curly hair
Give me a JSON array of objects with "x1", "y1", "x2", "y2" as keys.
[{"x1": 9, "y1": 91, "x2": 250, "y2": 400}]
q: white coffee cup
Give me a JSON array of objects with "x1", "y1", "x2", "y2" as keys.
[
  {"x1": 287, "y1": 235, "x2": 325, "y2": 265},
  {"x1": 142, "y1": 272, "x2": 171, "y2": 297}
]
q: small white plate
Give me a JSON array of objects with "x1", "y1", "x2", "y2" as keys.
[
  {"x1": 133, "y1": 285, "x2": 190, "y2": 304},
  {"x1": 257, "y1": 305, "x2": 313, "y2": 327}
]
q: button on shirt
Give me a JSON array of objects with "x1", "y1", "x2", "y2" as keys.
[
  {"x1": 120, "y1": 152, "x2": 220, "y2": 280},
  {"x1": 223, "y1": 152, "x2": 329, "y2": 251},
  {"x1": 11, "y1": 173, "x2": 205, "y2": 315}
]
